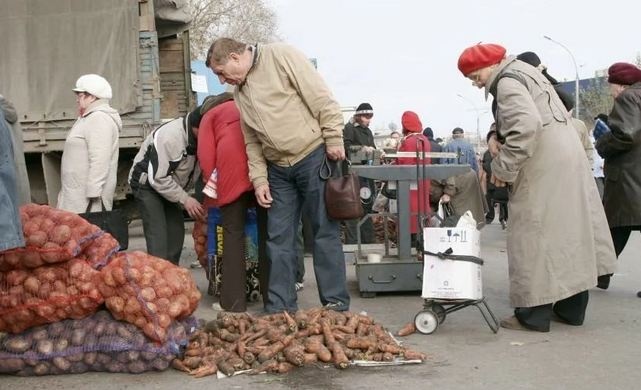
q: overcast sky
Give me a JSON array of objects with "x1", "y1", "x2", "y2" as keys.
[{"x1": 267, "y1": 0, "x2": 640, "y2": 139}]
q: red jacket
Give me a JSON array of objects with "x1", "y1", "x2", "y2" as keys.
[
  {"x1": 197, "y1": 100, "x2": 252, "y2": 207},
  {"x1": 397, "y1": 133, "x2": 431, "y2": 233}
]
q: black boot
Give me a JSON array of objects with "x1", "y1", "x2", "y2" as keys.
[{"x1": 597, "y1": 274, "x2": 612, "y2": 290}]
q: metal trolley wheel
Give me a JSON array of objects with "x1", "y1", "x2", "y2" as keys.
[
  {"x1": 432, "y1": 303, "x2": 446, "y2": 324},
  {"x1": 414, "y1": 310, "x2": 439, "y2": 334}
]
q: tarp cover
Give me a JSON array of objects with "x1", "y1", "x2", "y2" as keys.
[
  {"x1": 154, "y1": 0, "x2": 192, "y2": 38},
  {"x1": 0, "y1": 0, "x2": 139, "y2": 122}
]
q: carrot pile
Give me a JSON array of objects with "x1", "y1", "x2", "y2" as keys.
[{"x1": 173, "y1": 308, "x2": 426, "y2": 378}]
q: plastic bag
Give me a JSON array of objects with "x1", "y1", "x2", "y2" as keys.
[
  {"x1": 0, "y1": 258, "x2": 104, "y2": 333},
  {"x1": 98, "y1": 251, "x2": 201, "y2": 342},
  {"x1": 0, "y1": 310, "x2": 197, "y2": 376},
  {"x1": 456, "y1": 210, "x2": 477, "y2": 229},
  {"x1": 192, "y1": 208, "x2": 208, "y2": 268},
  {"x1": 0, "y1": 204, "x2": 103, "y2": 271}
]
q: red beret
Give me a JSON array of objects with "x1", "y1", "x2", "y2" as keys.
[
  {"x1": 608, "y1": 62, "x2": 641, "y2": 86},
  {"x1": 401, "y1": 111, "x2": 423, "y2": 133},
  {"x1": 457, "y1": 43, "x2": 506, "y2": 76}
]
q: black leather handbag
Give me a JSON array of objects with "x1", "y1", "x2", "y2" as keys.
[
  {"x1": 321, "y1": 157, "x2": 365, "y2": 221},
  {"x1": 80, "y1": 200, "x2": 129, "y2": 250}
]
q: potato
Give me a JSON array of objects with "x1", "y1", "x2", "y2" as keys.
[
  {"x1": 33, "y1": 362, "x2": 49, "y2": 376},
  {"x1": 128, "y1": 360, "x2": 147, "y2": 374},
  {"x1": 36, "y1": 339, "x2": 54, "y2": 355},
  {"x1": 50, "y1": 225, "x2": 72, "y2": 245},
  {"x1": 26, "y1": 231, "x2": 48, "y2": 247},
  {"x1": 3, "y1": 337, "x2": 31, "y2": 353},
  {"x1": 71, "y1": 329, "x2": 86, "y2": 346},
  {"x1": 70, "y1": 362, "x2": 89, "y2": 374},
  {"x1": 0, "y1": 358, "x2": 25, "y2": 373},
  {"x1": 52, "y1": 357, "x2": 71, "y2": 371}
]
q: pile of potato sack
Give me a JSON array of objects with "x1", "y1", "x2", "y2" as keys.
[{"x1": 0, "y1": 204, "x2": 424, "y2": 378}]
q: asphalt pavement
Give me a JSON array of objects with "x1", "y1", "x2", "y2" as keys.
[{"x1": 2, "y1": 220, "x2": 640, "y2": 390}]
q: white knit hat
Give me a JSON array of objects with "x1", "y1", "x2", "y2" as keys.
[{"x1": 72, "y1": 74, "x2": 113, "y2": 99}]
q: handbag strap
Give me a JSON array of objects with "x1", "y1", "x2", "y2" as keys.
[
  {"x1": 85, "y1": 198, "x2": 107, "y2": 213},
  {"x1": 319, "y1": 155, "x2": 351, "y2": 180}
]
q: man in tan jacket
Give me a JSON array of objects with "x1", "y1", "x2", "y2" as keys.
[{"x1": 206, "y1": 38, "x2": 350, "y2": 313}]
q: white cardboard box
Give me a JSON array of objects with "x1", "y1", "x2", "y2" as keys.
[{"x1": 421, "y1": 227, "x2": 483, "y2": 300}]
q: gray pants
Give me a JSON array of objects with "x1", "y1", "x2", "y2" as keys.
[
  {"x1": 132, "y1": 185, "x2": 185, "y2": 265},
  {"x1": 265, "y1": 146, "x2": 350, "y2": 313}
]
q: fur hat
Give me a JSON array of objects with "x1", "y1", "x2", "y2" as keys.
[
  {"x1": 457, "y1": 43, "x2": 506, "y2": 76},
  {"x1": 401, "y1": 111, "x2": 422, "y2": 133},
  {"x1": 608, "y1": 62, "x2": 641, "y2": 85}
]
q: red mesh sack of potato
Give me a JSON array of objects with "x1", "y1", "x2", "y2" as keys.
[
  {"x1": 0, "y1": 257, "x2": 104, "y2": 333},
  {"x1": 0, "y1": 204, "x2": 103, "y2": 271},
  {"x1": 98, "y1": 251, "x2": 201, "y2": 342},
  {"x1": 81, "y1": 233, "x2": 120, "y2": 270},
  {"x1": 192, "y1": 210, "x2": 208, "y2": 268}
]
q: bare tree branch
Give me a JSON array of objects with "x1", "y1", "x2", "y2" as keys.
[{"x1": 187, "y1": 0, "x2": 279, "y2": 60}]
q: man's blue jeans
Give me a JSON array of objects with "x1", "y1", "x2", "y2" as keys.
[{"x1": 265, "y1": 146, "x2": 350, "y2": 312}]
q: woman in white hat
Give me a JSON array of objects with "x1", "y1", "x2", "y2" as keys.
[{"x1": 58, "y1": 74, "x2": 122, "y2": 213}]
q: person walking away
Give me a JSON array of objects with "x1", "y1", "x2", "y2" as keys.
[
  {"x1": 594, "y1": 62, "x2": 641, "y2": 294},
  {"x1": 457, "y1": 43, "x2": 616, "y2": 332},
  {"x1": 206, "y1": 38, "x2": 350, "y2": 313},
  {"x1": 0, "y1": 110, "x2": 24, "y2": 251},
  {"x1": 343, "y1": 102, "x2": 377, "y2": 244},
  {"x1": 197, "y1": 92, "x2": 268, "y2": 312},
  {"x1": 443, "y1": 127, "x2": 478, "y2": 172},
  {"x1": 129, "y1": 107, "x2": 205, "y2": 265},
  {"x1": 58, "y1": 74, "x2": 121, "y2": 214},
  {"x1": 0, "y1": 94, "x2": 30, "y2": 204}
]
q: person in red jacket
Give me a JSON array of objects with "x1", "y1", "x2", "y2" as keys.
[
  {"x1": 397, "y1": 111, "x2": 431, "y2": 236},
  {"x1": 197, "y1": 92, "x2": 268, "y2": 312}
]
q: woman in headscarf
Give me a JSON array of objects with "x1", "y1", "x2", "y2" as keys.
[
  {"x1": 456, "y1": 43, "x2": 616, "y2": 332},
  {"x1": 594, "y1": 62, "x2": 641, "y2": 294}
]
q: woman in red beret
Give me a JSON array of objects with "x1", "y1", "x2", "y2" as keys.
[
  {"x1": 457, "y1": 43, "x2": 616, "y2": 332},
  {"x1": 594, "y1": 62, "x2": 641, "y2": 296}
]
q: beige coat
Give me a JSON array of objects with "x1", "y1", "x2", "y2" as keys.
[
  {"x1": 487, "y1": 57, "x2": 616, "y2": 307},
  {"x1": 234, "y1": 43, "x2": 344, "y2": 188},
  {"x1": 58, "y1": 100, "x2": 121, "y2": 213}
]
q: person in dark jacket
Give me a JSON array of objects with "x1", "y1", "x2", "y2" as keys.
[
  {"x1": 343, "y1": 102, "x2": 376, "y2": 244},
  {"x1": 129, "y1": 107, "x2": 205, "y2": 264},
  {"x1": 482, "y1": 127, "x2": 508, "y2": 227},
  {"x1": 594, "y1": 62, "x2": 641, "y2": 294},
  {"x1": 423, "y1": 127, "x2": 442, "y2": 164}
]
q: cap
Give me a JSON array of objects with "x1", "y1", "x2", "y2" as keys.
[{"x1": 72, "y1": 74, "x2": 112, "y2": 99}]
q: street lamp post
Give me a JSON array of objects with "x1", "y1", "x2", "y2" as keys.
[
  {"x1": 457, "y1": 94, "x2": 483, "y2": 149},
  {"x1": 543, "y1": 35, "x2": 580, "y2": 119}
]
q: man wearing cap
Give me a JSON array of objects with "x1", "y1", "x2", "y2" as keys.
[
  {"x1": 205, "y1": 38, "x2": 350, "y2": 313},
  {"x1": 443, "y1": 127, "x2": 478, "y2": 172},
  {"x1": 58, "y1": 74, "x2": 122, "y2": 214},
  {"x1": 595, "y1": 62, "x2": 641, "y2": 295},
  {"x1": 129, "y1": 106, "x2": 206, "y2": 265},
  {"x1": 456, "y1": 43, "x2": 616, "y2": 332},
  {"x1": 343, "y1": 102, "x2": 377, "y2": 244}
]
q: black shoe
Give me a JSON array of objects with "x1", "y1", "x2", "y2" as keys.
[
  {"x1": 637, "y1": 291, "x2": 641, "y2": 298},
  {"x1": 597, "y1": 274, "x2": 612, "y2": 290}
]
